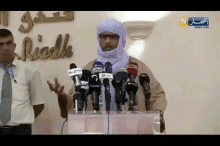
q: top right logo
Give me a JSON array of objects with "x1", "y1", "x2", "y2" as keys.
[{"x1": 179, "y1": 16, "x2": 209, "y2": 28}]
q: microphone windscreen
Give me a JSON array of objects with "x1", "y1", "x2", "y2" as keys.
[
  {"x1": 70, "y1": 63, "x2": 77, "y2": 69},
  {"x1": 127, "y1": 62, "x2": 138, "y2": 78},
  {"x1": 81, "y1": 69, "x2": 91, "y2": 81},
  {"x1": 93, "y1": 61, "x2": 104, "y2": 69},
  {"x1": 105, "y1": 62, "x2": 112, "y2": 73},
  {"x1": 139, "y1": 73, "x2": 150, "y2": 86},
  {"x1": 92, "y1": 61, "x2": 104, "y2": 74},
  {"x1": 116, "y1": 68, "x2": 128, "y2": 81}
]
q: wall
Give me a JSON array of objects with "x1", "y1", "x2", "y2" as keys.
[
  {"x1": 138, "y1": 11, "x2": 220, "y2": 134},
  {"x1": 1, "y1": 11, "x2": 219, "y2": 134}
]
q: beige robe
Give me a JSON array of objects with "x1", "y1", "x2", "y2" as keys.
[{"x1": 69, "y1": 56, "x2": 168, "y2": 113}]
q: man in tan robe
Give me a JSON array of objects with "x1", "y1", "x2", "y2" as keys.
[{"x1": 47, "y1": 19, "x2": 167, "y2": 132}]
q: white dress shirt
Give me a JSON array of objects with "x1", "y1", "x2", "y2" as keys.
[{"x1": 0, "y1": 59, "x2": 44, "y2": 126}]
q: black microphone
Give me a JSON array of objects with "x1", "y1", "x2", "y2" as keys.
[
  {"x1": 69, "y1": 63, "x2": 82, "y2": 92},
  {"x1": 139, "y1": 73, "x2": 151, "y2": 111},
  {"x1": 90, "y1": 61, "x2": 104, "y2": 113},
  {"x1": 68, "y1": 63, "x2": 83, "y2": 113},
  {"x1": 115, "y1": 68, "x2": 128, "y2": 111},
  {"x1": 78, "y1": 69, "x2": 91, "y2": 113},
  {"x1": 112, "y1": 74, "x2": 122, "y2": 111},
  {"x1": 99, "y1": 62, "x2": 113, "y2": 112},
  {"x1": 126, "y1": 62, "x2": 138, "y2": 111}
]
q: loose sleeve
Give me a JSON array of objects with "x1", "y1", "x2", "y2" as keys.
[{"x1": 139, "y1": 62, "x2": 168, "y2": 113}]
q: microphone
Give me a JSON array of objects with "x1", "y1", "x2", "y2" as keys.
[
  {"x1": 79, "y1": 69, "x2": 91, "y2": 113},
  {"x1": 68, "y1": 63, "x2": 83, "y2": 113},
  {"x1": 92, "y1": 61, "x2": 104, "y2": 74},
  {"x1": 139, "y1": 73, "x2": 151, "y2": 111},
  {"x1": 126, "y1": 62, "x2": 138, "y2": 111},
  {"x1": 115, "y1": 68, "x2": 128, "y2": 111},
  {"x1": 99, "y1": 62, "x2": 113, "y2": 112},
  {"x1": 68, "y1": 63, "x2": 82, "y2": 91},
  {"x1": 90, "y1": 61, "x2": 103, "y2": 113},
  {"x1": 112, "y1": 74, "x2": 122, "y2": 111}
]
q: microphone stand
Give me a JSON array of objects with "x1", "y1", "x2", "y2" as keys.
[
  {"x1": 128, "y1": 91, "x2": 135, "y2": 111},
  {"x1": 90, "y1": 75, "x2": 101, "y2": 114},
  {"x1": 78, "y1": 89, "x2": 87, "y2": 114},
  {"x1": 115, "y1": 93, "x2": 121, "y2": 111},
  {"x1": 92, "y1": 90, "x2": 100, "y2": 113},
  {"x1": 104, "y1": 79, "x2": 111, "y2": 114},
  {"x1": 112, "y1": 75, "x2": 122, "y2": 112},
  {"x1": 145, "y1": 92, "x2": 151, "y2": 111},
  {"x1": 139, "y1": 74, "x2": 151, "y2": 111},
  {"x1": 121, "y1": 91, "x2": 127, "y2": 111},
  {"x1": 74, "y1": 85, "x2": 81, "y2": 114},
  {"x1": 73, "y1": 92, "x2": 81, "y2": 114}
]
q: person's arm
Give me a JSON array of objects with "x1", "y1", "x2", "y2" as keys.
[
  {"x1": 30, "y1": 69, "x2": 45, "y2": 118},
  {"x1": 33, "y1": 104, "x2": 44, "y2": 118},
  {"x1": 47, "y1": 59, "x2": 96, "y2": 118},
  {"x1": 58, "y1": 92, "x2": 73, "y2": 119},
  {"x1": 47, "y1": 78, "x2": 73, "y2": 119}
]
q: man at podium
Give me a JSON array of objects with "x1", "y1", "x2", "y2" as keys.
[{"x1": 47, "y1": 19, "x2": 168, "y2": 134}]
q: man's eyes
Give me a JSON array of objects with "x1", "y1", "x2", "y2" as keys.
[
  {"x1": 100, "y1": 35, "x2": 119, "y2": 39},
  {"x1": 6, "y1": 42, "x2": 12, "y2": 44},
  {"x1": 0, "y1": 42, "x2": 12, "y2": 46}
]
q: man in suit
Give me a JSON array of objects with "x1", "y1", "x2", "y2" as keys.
[{"x1": 0, "y1": 29, "x2": 44, "y2": 135}]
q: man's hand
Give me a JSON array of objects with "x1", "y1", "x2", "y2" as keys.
[
  {"x1": 47, "y1": 77, "x2": 68, "y2": 118},
  {"x1": 47, "y1": 77, "x2": 65, "y2": 97}
]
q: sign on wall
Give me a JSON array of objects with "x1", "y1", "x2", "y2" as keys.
[
  {"x1": 0, "y1": 11, "x2": 74, "y2": 61},
  {"x1": 0, "y1": 11, "x2": 8, "y2": 26},
  {"x1": 22, "y1": 34, "x2": 73, "y2": 61}
]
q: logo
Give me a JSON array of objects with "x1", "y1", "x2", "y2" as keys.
[
  {"x1": 68, "y1": 68, "x2": 82, "y2": 76},
  {"x1": 81, "y1": 81, "x2": 89, "y2": 90},
  {"x1": 118, "y1": 68, "x2": 127, "y2": 73},
  {"x1": 92, "y1": 67, "x2": 103, "y2": 74},
  {"x1": 179, "y1": 16, "x2": 189, "y2": 28},
  {"x1": 179, "y1": 16, "x2": 209, "y2": 28},
  {"x1": 99, "y1": 73, "x2": 113, "y2": 80},
  {"x1": 99, "y1": 94, "x2": 103, "y2": 105},
  {"x1": 188, "y1": 17, "x2": 209, "y2": 28},
  {"x1": 101, "y1": 74, "x2": 105, "y2": 78},
  {"x1": 81, "y1": 81, "x2": 88, "y2": 86},
  {"x1": 94, "y1": 63, "x2": 103, "y2": 68}
]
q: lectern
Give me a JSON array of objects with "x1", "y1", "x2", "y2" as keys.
[{"x1": 68, "y1": 110, "x2": 164, "y2": 134}]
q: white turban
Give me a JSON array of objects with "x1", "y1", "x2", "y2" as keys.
[
  {"x1": 96, "y1": 19, "x2": 129, "y2": 74},
  {"x1": 97, "y1": 19, "x2": 126, "y2": 48}
]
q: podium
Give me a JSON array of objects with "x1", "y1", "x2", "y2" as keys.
[{"x1": 68, "y1": 110, "x2": 164, "y2": 134}]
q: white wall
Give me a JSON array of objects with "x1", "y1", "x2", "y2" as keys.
[{"x1": 1, "y1": 11, "x2": 219, "y2": 134}]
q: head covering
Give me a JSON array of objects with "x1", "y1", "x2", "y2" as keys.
[
  {"x1": 96, "y1": 19, "x2": 130, "y2": 112},
  {"x1": 96, "y1": 19, "x2": 129, "y2": 75}
]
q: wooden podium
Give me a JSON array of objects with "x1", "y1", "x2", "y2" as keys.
[{"x1": 68, "y1": 110, "x2": 163, "y2": 134}]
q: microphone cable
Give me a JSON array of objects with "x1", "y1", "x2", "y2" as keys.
[{"x1": 61, "y1": 117, "x2": 68, "y2": 135}]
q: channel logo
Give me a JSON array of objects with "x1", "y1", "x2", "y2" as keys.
[
  {"x1": 179, "y1": 16, "x2": 189, "y2": 28},
  {"x1": 179, "y1": 16, "x2": 209, "y2": 28}
]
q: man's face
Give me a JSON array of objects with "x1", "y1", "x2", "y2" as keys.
[
  {"x1": 99, "y1": 32, "x2": 119, "y2": 52},
  {"x1": 0, "y1": 35, "x2": 16, "y2": 62}
]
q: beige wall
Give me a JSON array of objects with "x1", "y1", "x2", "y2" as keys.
[
  {"x1": 0, "y1": 11, "x2": 219, "y2": 134},
  {"x1": 138, "y1": 11, "x2": 220, "y2": 134}
]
